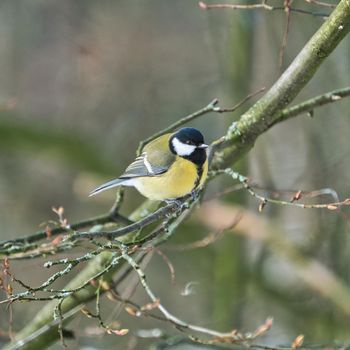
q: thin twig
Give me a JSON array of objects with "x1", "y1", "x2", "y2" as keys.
[
  {"x1": 0, "y1": 201, "x2": 182, "y2": 258},
  {"x1": 215, "y1": 169, "x2": 350, "y2": 211},
  {"x1": 199, "y1": 1, "x2": 330, "y2": 17},
  {"x1": 279, "y1": 0, "x2": 292, "y2": 69},
  {"x1": 211, "y1": 87, "x2": 266, "y2": 113},
  {"x1": 109, "y1": 187, "x2": 126, "y2": 216},
  {"x1": 11, "y1": 263, "x2": 78, "y2": 293},
  {"x1": 137, "y1": 87, "x2": 265, "y2": 154},
  {"x1": 72, "y1": 201, "x2": 182, "y2": 240},
  {"x1": 305, "y1": 0, "x2": 337, "y2": 8},
  {"x1": 5, "y1": 306, "x2": 83, "y2": 350},
  {"x1": 153, "y1": 248, "x2": 176, "y2": 285},
  {"x1": 0, "y1": 212, "x2": 131, "y2": 256},
  {"x1": 44, "y1": 247, "x2": 106, "y2": 267},
  {"x1": 0, "y1": 254, "x2": 122, "y2": 305},
  {"x1": 122, "y1": 250, "x2": 271, "y2": 342},
  {"x1": 54, "y1": 299, "x2": 67, "y2": 348},
  {"x1": 137, "y1": 99, "x2": 218, "y2": 154},
  {"x1": 199, "y1": 1, "x2": 274, "y2": 10},
  {"x1": 0, "y1": 200, "x2": 196, "y2": 307},
  {"x1": 166, "y1": 214, "x2": 242, "y2": 251},
  {"x1": 274, "y1": 86, "x2": 350, "y2": 125}
]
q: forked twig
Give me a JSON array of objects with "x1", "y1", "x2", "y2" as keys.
[
  {"x1": 137, "y1": 87, "x2": 265, "y2": 154},
  {"x1": 122, "y1": 250, "x2": 272, "y2": 342}
]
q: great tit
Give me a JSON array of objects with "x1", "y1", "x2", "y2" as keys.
[{"x1": 89, "y1": 127, "x2": 209, "y2": 201}]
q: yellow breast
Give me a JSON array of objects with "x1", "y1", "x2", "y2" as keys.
[{"x1": 135, "y1": 157, "x2": 208, "y2": 201}]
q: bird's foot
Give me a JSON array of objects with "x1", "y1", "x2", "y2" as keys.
[
  {"x1": 164, "y1": 198, "x2": 187, "y2": 218},
  {"x1": 190, "y1": 189, "x2": 201, "y2": 202}
]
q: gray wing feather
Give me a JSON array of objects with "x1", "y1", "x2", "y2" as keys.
[
  {"x1": 120, "y1": 153, "x2": 167, "y2": 178},
  {"x1": 90, "y1": 146, "x2": 172, "y2": 197},
  {"x1": 89, "y1": 178, "x2": 125, "y2": 196}
]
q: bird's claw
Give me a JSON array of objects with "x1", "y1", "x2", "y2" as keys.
[{"x1": 190, "y1": 189, "x2": 200, "y2": 202}]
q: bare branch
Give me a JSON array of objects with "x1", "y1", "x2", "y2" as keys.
[
  {"x1": 199, "y1": 1, "x2": 331, "y2": 17},
  {"x1": 305, "y1": 0, "x2": 337, "y2": 8},
  {"x1": 0, "y1": 212, "x2": 131, "y2": 257},
  {"x1": 279, "y1": 0, "x2": 293, "y2": 69},
  {"x1": 137, "y1": 87, "x2": 265, "y2": 154},
  {"x1": 214, "y1": 168, "x2": 350, "y2": 211},
  {"x1": 122, "y1": 250, "x2": 272, "y2": 342},
  {"x1": 72, "y1": 201, "x2": 181, "y2": 240},
  {"x1": 274, "y1": 86, "x2": 350, "y2": 124}
]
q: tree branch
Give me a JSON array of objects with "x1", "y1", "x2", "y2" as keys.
[
  {"x1": 72, "y1": 201, "x2": 181, "y2": 240},
  {"x1": 274, "y1": 86, "x2": 350, "y2": 124},
  {"x1": 211, "y1": 0, "x2": 350, "y2": 170},
  {"x1": 122, "y1": 250, "x2": 272, "y2": 342},
  {"x1": 0, "y1": 212, "x2": 131, "y2": 257},
  {"x1": 199, "y1": 1, "x2": 331, "y2": 17},
  {"x1": 137, "y1": 87, "x2": 265, "y2": 154}
]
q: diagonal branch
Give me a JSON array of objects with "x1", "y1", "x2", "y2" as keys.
[
  {"x1": 72, "y1": 201, "x2": 180, "y2": 240},
  {"x1": 211, "y1": 0, "x2": 350, "y2": 170}
]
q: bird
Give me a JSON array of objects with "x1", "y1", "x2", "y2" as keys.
[{"x1": 89, "y1": 127, "x2": 209, "y2": 201}]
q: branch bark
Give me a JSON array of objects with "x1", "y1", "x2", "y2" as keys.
[{"x1": 210, "y1": 0, "x2": 350, "y2": 170}]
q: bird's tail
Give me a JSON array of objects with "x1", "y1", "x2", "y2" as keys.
[{"x1": 89, "y1": 178, "x2": 127, "y2": 197}]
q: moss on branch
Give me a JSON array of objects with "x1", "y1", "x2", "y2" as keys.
[{"x1": 211, "y1": 0, "x2": 350, "y2": 170}]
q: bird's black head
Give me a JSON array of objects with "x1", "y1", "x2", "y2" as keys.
[
  {"x1": 169, "y1": 127, "x2": 208, "y2": 165},
  {"x1": 174, "y1": 127, "x2": 205, "y2": 147}
]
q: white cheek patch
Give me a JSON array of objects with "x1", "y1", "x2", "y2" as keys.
[{"x1": 172, "y1": 138, "x2": 196, "y2": 156}]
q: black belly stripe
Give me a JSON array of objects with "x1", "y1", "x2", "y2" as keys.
[
  {"x1": 194, "y1": 164, "x2": 203, "y2": 190},
  {"x1": 181, "y1": 148, "x2": 206, "y2": 191}
]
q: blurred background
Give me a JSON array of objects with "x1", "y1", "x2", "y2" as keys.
[{"x1": 0, "y1": 0, "x2": 350, "y2": 349}]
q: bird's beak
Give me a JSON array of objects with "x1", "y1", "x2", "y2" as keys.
[{"x1": 197, "y1": 143, "x2": 209, "y2": 149}]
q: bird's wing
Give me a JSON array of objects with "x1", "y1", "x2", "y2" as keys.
[
  {"x1": 120, "y1": 152, "x2": 167, "y2": 178},
  {"x1": 120, "y1": 133, "x2": 175, "y2": 179}
]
